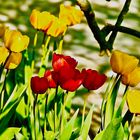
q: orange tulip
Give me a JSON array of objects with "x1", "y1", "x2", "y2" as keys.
[
  {"x1": 30, "y1": 9, "x2": 55, "y2": 31},
  {"x1": 46, "y1": 17, "x2": 67, "y2": 37},
  {"x1": 110, "y1": 50, "x2": 139, "y2": 75},
  {"x1": 59, "y1": 4, "x2": 83, "y2": 26},
  {"x1": 0, "y1": 47, "x2": 9, "y2": 65},
  {"x1": 127, "y1": 90, "x2": 140, "y2": 114},
  {"x1": 5, "y1": 52, "x2": 22, "y2": 69},
  {"x1": 4, "y1": 29, "x2": 29, "y2": 52},
  {"x1": 121, "y1": 67, "x2": 140, "y2": 87}
]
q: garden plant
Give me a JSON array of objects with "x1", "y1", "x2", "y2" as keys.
[{"x1": 0, "y1": 0, "x2": 140, "y2": 140}]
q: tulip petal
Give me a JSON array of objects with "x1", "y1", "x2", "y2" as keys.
[
  {"x1": 5, "y1": 52, "x2": 22, "y2": 69},
  {"x1": 127, "y1": 90, "x2": 140, "y2": 114}
]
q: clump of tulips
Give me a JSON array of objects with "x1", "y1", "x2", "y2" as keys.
[{"x1": 0, "y1": 2, "x2": 140, "y2": 140}]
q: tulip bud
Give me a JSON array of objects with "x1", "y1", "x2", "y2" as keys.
[
  {"x1": 110, "y1": 50, "x2": 139, "y2": 75},
  {"x1": 31, "y1": 76, "x2": 49, "y2": 94},
  {"x1": 5, "y1": 52, "x2": 22, "y2": 69},
  {"x1": 127, "y1": 90, "x2": 140, "y2": 114},
  {"x1": 4, "y1": 29, "x2": 29, "y2": 52},
  {"x1": 121, "y1": 67, "x2": 140, "y2": 87},
  {"x1": 0, "y1": 47, "x2": 9, "y2": 65},
  {"x1": 59, "y1": 4, "x2": 83, "y2": 26}
]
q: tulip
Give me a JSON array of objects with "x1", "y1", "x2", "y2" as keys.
[
  {"x1": 58, "y1": 67, "x2": 84, "y2": 92},
  {"x1": 52, "y1": 53, "x2": 78, "y2": 72},
  {"x1": 0, "y1": 24, "x2": 6, "y2": 37},
  {"x1": 4, "y1": 52, "x2": 22, "y2": 69},
  {"x1": 110, "y1": 50, "x2": 139, "y2": 75},
  {"x1": 127, "y1": 90, "x2": 140, "y2": 114},
  {"x1": 44, "y1": 70, "x2": 57, "y2": 88},
  {"x1": 4, "y1": 28, "x2": 29, "y2": 52},
  {"x1": 31, "y1": 76, "x2": 49, "y2": 94},
  {"x1": 82, "y1": 69, "x2": 107, "y2": 90},
  {"x1": 121, "y1": 67, "x2": 140, "y2": 87},
  {"x1": 30, "y1": 9, "x2": 55, "y2": 31},
  {"x1": 0, "y1": 47, "x2": 9, "y2": 65},
  {"x1": 59, "y1": 4, "x2": 83, "y2": 26},
  {"x1": 46, "y1": 17, "x2": 67, "y2": 37}
]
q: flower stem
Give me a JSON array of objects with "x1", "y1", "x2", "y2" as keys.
[
  {"x1": 44, "y1": 93, "x2": 48, "y2": 135},
  {"x1": 54, "y1": 86, "x2": 58, "y2": 133},
  {"x1": 33, "y1": 94, "x2": 38, "y2": 140}
]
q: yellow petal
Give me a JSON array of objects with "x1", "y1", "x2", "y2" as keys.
[
  {"x1": 127, "y1": 90, "x2": 140, "y2": 114},
  {"x1": 47, "y1": 17, "x2": 67, "y2": 37},
  {"x1": 4, "y1": 29, "x2": 29, "y2": 52},
  {"x1": 38, "y1": 11, "x2": 54, "y2": 30},
  {"x1": 30, "y1": 9, "x2": 40, "y2": 29},
  {"x1": 110, "y1": 50, "x2": 139, "y2": 75},
  {"x1": 5, "y1": 52, "x2": 22, "y2": 69},
  {"x1": 0, "y1": 47, "x2": 9, "y2": 65},
  {"x1": 59, "y1": 4, "x2": 83, "y2": 26},
  {"x1": 122, "y1": 67, "x2": 140, "y2": 87},
  {"x1": 0, "y1": 24, "x2": 6, "y2": 38}
]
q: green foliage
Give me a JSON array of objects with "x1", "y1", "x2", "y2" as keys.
[
  {"x1": 0, "y1": 127, "x2": 21, "y2": 140},
  {"x1": 94, "y1": 118, "x2": 124, "y2": 140}
]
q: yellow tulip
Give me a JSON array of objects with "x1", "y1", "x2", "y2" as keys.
[
  {"x1": 121, "y1": 67, "x2": 140, "y2": 87},
  {"x1": 110, "y1": 50, "x2": 139, "y2": 75},
  {"x1": 0, "y1": 47, "x2": 9, "y2": 65},
  {"x1": 127, "y1": 90, "x2": 140, "y2": 114},
  {"x1": 30, "y1": 9, "x2": 55, "y2": 31},
  {"x1": 59, "y1": 4, "x2": 83, "y2": 26},
  {"x1": 46, "y1": 17, "x2": 67, "y2": 37},
  {"x1": 4, "y1": 28, "x2": 29, "y2": 52},
  {"x1": 0, "y1": 24, "x2": 6, "y2": 37},
  {"x1": 5, "y1": 52, "x2": 22, "y2": 69}
]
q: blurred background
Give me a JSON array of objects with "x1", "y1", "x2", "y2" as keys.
[{"x1": 0, "y1": 0, "x2": 140, "y2": 139}]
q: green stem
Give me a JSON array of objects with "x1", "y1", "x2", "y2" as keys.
[
  {"x1": 81, "y1": 100, "x2": 86, "y2": 128},
  {"x1": 44, "y1": 93, "x2": 48, "y2": 135},
  {"x1": 58, "y1": 37, "x2": 64, "y2": 54},
  {"x1": 0, "y1": 70, "x2": 8, "y2": 112},
  {"x1": 54, "y1": 86, "x2": 58, "y2": 133},
  {"x1": 60, "y1": 92, "x2": 65, "y2": 134},
  {"x1": 33, "y1": 94, "x2": 38, "y2": 140}
]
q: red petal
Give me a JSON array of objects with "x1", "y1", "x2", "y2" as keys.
[{"x1": 31, "y1": 76, "x2": 49, "y2": 94}]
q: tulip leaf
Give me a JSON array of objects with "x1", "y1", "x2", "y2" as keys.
[
  {"x1": 113, "y1": 93, "x2": 126, "y2": 119},
  {"x1": 44, "y1": 131, "x2": 55, "y2": 140},
  {"x1": 15, "y1": 132, "x2": 28, "y2": 140},
  {"x1": 59, "y1": 109, "x2": 79, "y2": 140},
  {"x1": 78, "y1": 105, "x2": 94, "y2": 140},
  {"x1": 94, "y1": 118, "x2": 124, "y2": 140},
  {"x1": 0, "y1": 127, "x2": 21, "y2": 140},
  {"x1": 104, "y1": 77, "x2": 121, "y2": 128},
  {"x1": 0, "y1": 84, "x2": 27, "y2": 134}
]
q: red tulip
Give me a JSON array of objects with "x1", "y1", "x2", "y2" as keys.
[
  {"x1": 44, "y1": 70, "x2": 57, "y2": 88},
  {"x1": 82, "y1": 69, "x2": 107, "y2": 90},
  {"x1": 52, "y1": 53, "x2": 78, "y2": 72},
  {"x1": 58, "y1": 67, "x2": 84, "y2": 92},
  {"x1": 31, "y1": 76, "x2": 49, "y2": 94}
]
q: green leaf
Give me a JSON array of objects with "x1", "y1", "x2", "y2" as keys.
[
  {"x1": 0, "y1": 84, "x2": 27, "y2": 133},
  {"x1": 78, "y1": 105, "x2": 94, "y2": 140},
  {"x1": 44, "y1": 131, "x2": 55, "y2": 140},
  {"x1": 0, "y1": 127, "x2": 21, "y2": 140},
  {"x1": 113, "y1": 93, "x2": 126, "y2": 119},
  {"x1": 94, "y1": 118, "x2": 124, "y2": 140},
  {"x1": 104, "y1": 77, "x2": 121, "y2": 128},
  {"x1": 123, "y1": 121, "x2": 129, "y2": 140},
  {"x1": 15, "y1": 132, "x2": 28, "y2": 140},
  {"x1": 59, "y1": 109, "x2": 79, "y2": 140}
]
